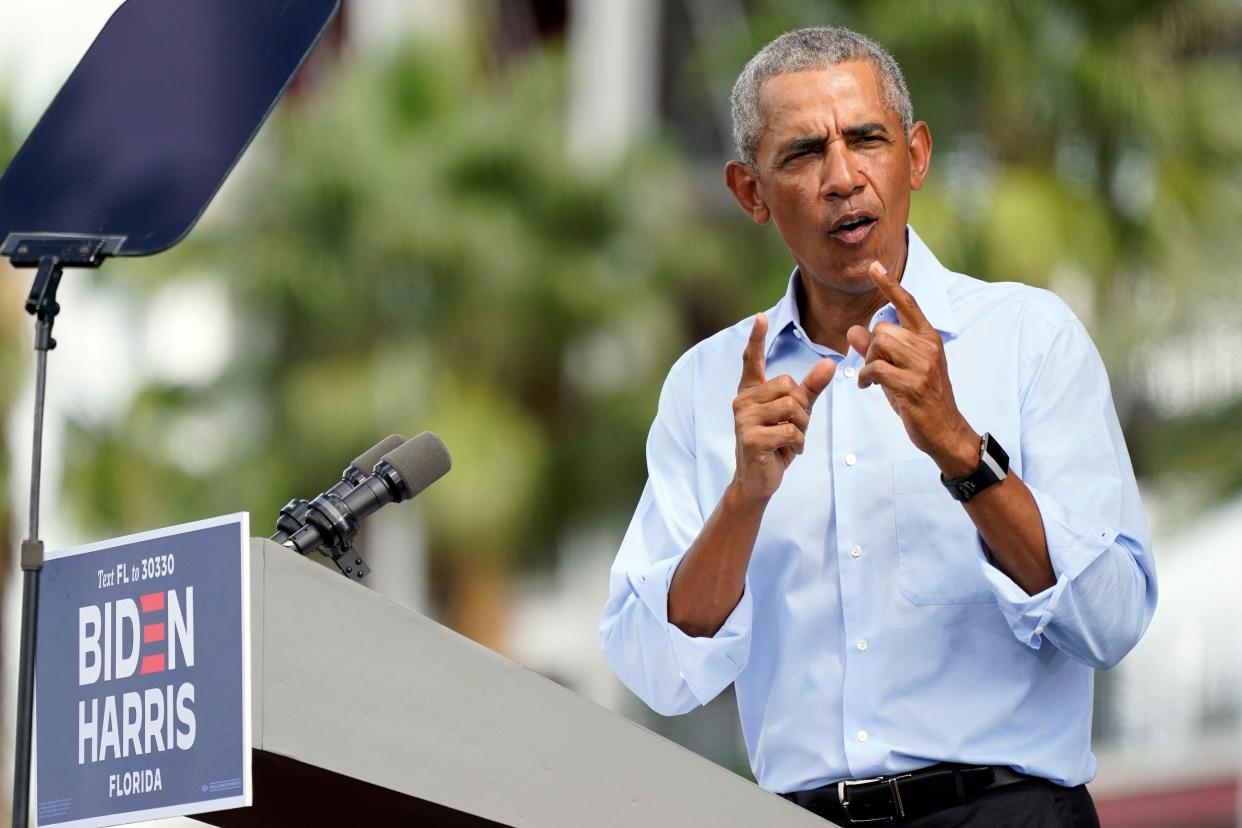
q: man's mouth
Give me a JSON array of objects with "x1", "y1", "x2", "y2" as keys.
[{"x1": 828, "y1": 212, "x2": 877, "y2": 245}]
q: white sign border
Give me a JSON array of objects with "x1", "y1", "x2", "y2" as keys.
[{"x1": 34, "y1": 512, "x2": 253, "y2": 828}]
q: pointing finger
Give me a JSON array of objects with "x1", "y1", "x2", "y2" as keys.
[
  {"x1": 739, "y1": 313, "x2": 768, "y2": 391},
  {"x1": 868, "y1": 260, "x2": 930, "y2": 333}
]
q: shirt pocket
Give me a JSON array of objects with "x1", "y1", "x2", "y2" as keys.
[{"x1": 892, "y1": 456, "x2": 996, "y2": 605}]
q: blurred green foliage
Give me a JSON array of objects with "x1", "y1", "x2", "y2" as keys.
[
  {"x1": 1, "y1": 97, "x2": 27, "y2": 547},
  {"x1": 0, "y1": 93, "x2": 28, "y2": 816},
  {"x1": 59, "y1": 37, "x2": 788, "y2": 593},
  {"x1": 47, "y1": 0, "x2": 1242, "y2": 617}
]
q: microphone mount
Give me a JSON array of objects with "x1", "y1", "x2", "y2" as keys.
[
  {"x1": 277, "y1": 430, "x2": 451, "y2": 583},
  {"x1": 285, "y1": 458, "x2": 412, "y2": 580},
  {"x1": 294, "y1": 488, "x2": 373, "y2": 581},
  {"x1": 270, "y1": 434, "x2": 407, "y2": 574},
  {"x1": 272, "y1": 451, "x2": 375, "y2": 543}
]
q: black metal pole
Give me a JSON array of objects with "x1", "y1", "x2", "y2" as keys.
[{"x1": 11, "y1": 256, "x2": 60, "y2": 828}]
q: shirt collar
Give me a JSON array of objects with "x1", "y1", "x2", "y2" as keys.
[
  {"x1": 763, "y1": 225, "x2": 959, "y2": 357},
  {"x1": 763, "y1": 271, "x2": 806, "y2": 357},
  {"x1": 899, "y1": 226, "x2": 959, "y2": 337}
]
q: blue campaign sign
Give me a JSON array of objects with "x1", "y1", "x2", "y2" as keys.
[{"x1": 35, "y1": 513, "x2": 251, "y2": 827}]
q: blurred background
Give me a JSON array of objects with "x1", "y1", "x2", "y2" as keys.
[{"x1": 1, "y1": 1, "x2": 1240, "y2": 826}]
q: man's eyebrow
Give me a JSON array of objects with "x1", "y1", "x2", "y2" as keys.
[
  {"x1": 776, "y1": 135, "x2": 827, "y2": 157},
  {"x1": 776, "y1": 123, "x2": 893, "y2": 158},
  {"x1": 843, "y1": 122, "x2": 891, "y2": 139}
]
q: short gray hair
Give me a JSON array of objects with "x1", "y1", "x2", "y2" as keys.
[{"x1": 730, "y1": 27, "x2": 914, "y2": 166}]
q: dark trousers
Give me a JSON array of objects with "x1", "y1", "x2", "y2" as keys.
[{"x1": 811, "y1": 780, "x2": 1100, "y2": 827}]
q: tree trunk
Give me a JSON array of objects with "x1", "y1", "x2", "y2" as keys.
[{"x1": 444, "y1": 557, "x2": 513, "y2": 657}]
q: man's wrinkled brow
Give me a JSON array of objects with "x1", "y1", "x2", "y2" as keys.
[{"x1": 776, "y1": 122, "x2": 892, "y2": 157}]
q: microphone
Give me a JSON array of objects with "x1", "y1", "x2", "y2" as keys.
[
  {"x1": 270, "y1": 434, "x2": 405, "y2": 543},
  {"x1": 284, "y1": 431, "x2": 452, "y2": 580}
]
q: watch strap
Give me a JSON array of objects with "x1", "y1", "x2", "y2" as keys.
[{"x1": 940, "y1": 433, "x2": 1009, "y2": 502}]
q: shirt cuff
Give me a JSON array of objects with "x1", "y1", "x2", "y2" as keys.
[
  {"x1": 626, "y1": 554, "x2": 753, "y2": 706},
  {"x1": 981, "y1": 483, "x2": 1118, "y2": 648}
]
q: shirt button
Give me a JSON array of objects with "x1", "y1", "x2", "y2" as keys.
[
  {"x1": 856, "y1": 730, "x2": 869, "y2": 743},
  {"x1": 843, "y1": 366, "x2": 856, "y2": 379},
  {"x1": 850, "y1": 544, "x2": 863, "y2": 558},
  {"x1": 1035, "y1": 626, "x2": 1045, "y2": 636},
  {"x1": 844, "y1": 453, "x2": 857, "y2": 466},
  {"x1": 857, "y1": 639, "x2": 869, "y2": 652}
]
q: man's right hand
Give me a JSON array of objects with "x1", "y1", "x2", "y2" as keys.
[{"x1": 732, "y1": 313, "x2": 836, "y2": 503}]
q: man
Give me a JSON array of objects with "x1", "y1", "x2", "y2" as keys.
[{"x1": 599, "y1": 26, "x2": 1156, "y2": 827}]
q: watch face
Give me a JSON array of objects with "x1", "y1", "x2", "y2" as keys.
[
  {"x1": 978, "y1": 434, "x2": 1008, "y2": 471},
  {"x1": 981, "y1": 433, "x2": 1009, "y2": 477}
]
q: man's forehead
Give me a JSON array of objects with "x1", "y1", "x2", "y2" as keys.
[{"x1": 757, "y1": 61, "x2": 895, "y2": 139}]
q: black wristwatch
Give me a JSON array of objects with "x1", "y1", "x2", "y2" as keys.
[{"x1": 940, "y1": 432, "x2": 1009, "y2": 502}]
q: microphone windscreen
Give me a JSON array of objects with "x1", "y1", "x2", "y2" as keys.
[
  {"x1": 352, "y1": 434, "x2": 405, "y2": 473},
  {"x1": 383, "y1": 431, "x2": 452, "y2": 497}
]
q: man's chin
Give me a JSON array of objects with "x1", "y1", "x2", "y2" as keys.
[
  {"x1": 839, "y1": 263, "x2": 883, "y2": 292},
  {"x1": 801, "y1": 260, "x2": 880, "y2": 295},
  {"x1": 822, "y1": 234, "x2": 905, "y2": 282}
]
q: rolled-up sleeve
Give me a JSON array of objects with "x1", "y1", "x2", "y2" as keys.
[
  {"x1": 983, "y1": 314, "x2": 1157, "y2": 669},
  {"x1": 599, "y1": 357, "x2": 753, "y2": 715}
]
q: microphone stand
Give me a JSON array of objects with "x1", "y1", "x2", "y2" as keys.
[{"x1": 9, "y1": 236, "x2": 106, "y2": 828}]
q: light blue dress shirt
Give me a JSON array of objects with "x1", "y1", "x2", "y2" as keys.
[{"x1": 599, "y1": 227, "x2": 1157, "y2": 795}]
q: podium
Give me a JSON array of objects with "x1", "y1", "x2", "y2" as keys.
[{"x1": 197, "y1": 539, "x2": 819, "y2": 826}]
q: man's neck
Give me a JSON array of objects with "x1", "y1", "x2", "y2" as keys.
[{"x1": 796, "y1": 249, "x2": 908, "y2": 355}]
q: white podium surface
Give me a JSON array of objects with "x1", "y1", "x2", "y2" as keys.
[{"x1": 215, "y1": 538, "x2": 819, "y2": 827}]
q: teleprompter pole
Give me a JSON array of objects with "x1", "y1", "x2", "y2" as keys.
[{"x1": 10, "y1": 246, "x2": 84, "y2": 828}]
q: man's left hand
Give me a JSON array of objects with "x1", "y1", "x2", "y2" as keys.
[{"x1": 845, "y1": 260, "x2": 979, "y2": 478}]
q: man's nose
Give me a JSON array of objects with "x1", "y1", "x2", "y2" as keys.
[{"x1": 822, "y1": 142, "x2": 865, "y2": 199}]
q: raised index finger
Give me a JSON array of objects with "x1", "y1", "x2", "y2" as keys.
[
  {"x1": 739, "y1": 312, "x2": 768, "y2": 391},
  {"x1": 868, "y1": 260, "x2": 930, "y2": 333}
]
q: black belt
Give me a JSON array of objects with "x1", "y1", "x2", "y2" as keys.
[{"x1": 780, "y1": 764, "x2": 1031, "y2": 825}]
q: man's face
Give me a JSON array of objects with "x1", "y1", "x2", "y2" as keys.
[{"x1": 726, "y1": 60, "x2": 931, "y2": 294}]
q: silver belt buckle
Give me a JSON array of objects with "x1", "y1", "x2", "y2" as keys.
[{"x1": 837, "y1": 776, "x2": 893, "y2": 825}]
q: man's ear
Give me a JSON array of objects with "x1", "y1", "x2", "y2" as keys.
[
  {"x1": 907, "y1": 121, "x2": 932, "y2": 191},
  {"x1": 725, "y1": 160, "x2": 770, "y2": 224}
]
